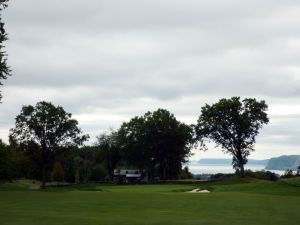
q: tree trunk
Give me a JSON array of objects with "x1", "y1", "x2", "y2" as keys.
[
  {"x1": 41, "y1": 164, "x2": 46, "y2": 189},
  {"x1": 41, "y1": 152, "x2": 47, "y2": 189},
  {"x1": 236, "y1": 148, "x2": 245, "y2": 177},
  {"x1": 239, "y1": 163, "x2": 245, "y2": 177},
  {"x1": 236, "y1": 136, "x2": 245, "y2": 177},
  {"x1": 41, "y1": 144, "x2": 47, "y2": 189}
]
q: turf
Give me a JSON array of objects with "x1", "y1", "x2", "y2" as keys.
[{"x1": 0, "y1": 180, "x2": 299, "y2": 225}]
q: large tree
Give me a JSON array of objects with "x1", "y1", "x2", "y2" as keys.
[
  {"x1": 9, "y1": 101, "x2": 89, "y2": 188},
  {"x1": 195, "y1": 97, "x2": 269, "y2": 176},
  {"x1": 118, "y1": 109, "x2": 193, "y2": 180},
  {"x1": 0, "y1": 0, "x2": 10, "y2": 101}
]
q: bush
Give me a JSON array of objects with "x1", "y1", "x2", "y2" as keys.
[
  {"x1": 210, "y1": 173, "x2": 225, "y2": 180},
  {"x1": 210, "y1": 173, "x2": 235, "y2": 180},
  {"x1": 244, "y1": 170, "x2": 279, "y2": 181},
  {"x1": 210, "y1": 170, "x2": 279, "y2": 181}
]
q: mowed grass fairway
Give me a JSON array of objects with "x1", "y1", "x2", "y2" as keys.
[{"x1": 1, "y1": 179, "x2": 300, "y2": 225}]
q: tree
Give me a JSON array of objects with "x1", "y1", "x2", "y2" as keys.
[
  {"x1": 0, "y1": 139, "x2": 24, "y2": 181},
  {"x1": 118, "y1": 109, "x2": 194, "y2": 180},
  {"x1": 118, "y1": 116, "x2": 150, "y2": 172},
  {"x1": 95, "y1": 130, "x2": 121, "y2": 180},
  {"x1": 90, "y1": 164, "x2": 107, "y2": 182},
  {"x1": 9, "y1": 101, "x2": 89, "y2": 188},
  {"x1": 195, "y1": 97, "x2": 269, "y2": 176},
  {"x1": 72, "y1": 146, "x2": 97, "y2": 183},
  {"x1": 0, "y1": 0, "x2": 10, "y2": 102},
  {"x1": 178, "y1": 166, "x2": 193, "y2": 179}
]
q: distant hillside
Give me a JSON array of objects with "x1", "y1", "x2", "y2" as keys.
[
  {"x1": 265, "y1": 155, "x2": 300, "y2": 170},
  {"x1": 197, "y1": 158, "x2": 269, "y2": 166}
]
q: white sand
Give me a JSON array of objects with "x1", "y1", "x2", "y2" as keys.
[{"x1": 186, "y1": 188, "x2": 210, "y2": 193}]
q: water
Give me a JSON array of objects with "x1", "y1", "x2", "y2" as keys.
[{"x1": 189, "y1": 164, "x2": 286, "y2": 175}]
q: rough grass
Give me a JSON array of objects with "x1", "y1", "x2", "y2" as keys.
[
  {"x1": 281, "y1": 177, "x2": 300, "y2": 187},
  {"x1": 0, "y1": 179, "x2": 40, "y2": 190},
  {"x1": 0, "y1": 179, "x2": 299, "y2": 225}
]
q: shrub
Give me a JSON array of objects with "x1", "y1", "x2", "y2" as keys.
[
  {"x1": 243, "y1": 170, "x2": 279, "y2": 181},
  {"x1": 210, "y1": 170, "x2": 279, "y2": 181}
]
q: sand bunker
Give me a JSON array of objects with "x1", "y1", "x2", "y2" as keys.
[{"x1": 186, "y1": 188, "x2": 210, "y2": 193}]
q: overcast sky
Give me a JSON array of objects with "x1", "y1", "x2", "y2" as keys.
[{"x1": 1, "y1": 0, "x2": 299, "y2": 160}]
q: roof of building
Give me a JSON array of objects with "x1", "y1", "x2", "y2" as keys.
[{"x1": 114, "y1": 169, "x2": 141, "y2": 176}]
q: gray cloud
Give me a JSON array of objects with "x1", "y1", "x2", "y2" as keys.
[{"x1": 1, "y1": 0, "x2": 299, "y2": 158}]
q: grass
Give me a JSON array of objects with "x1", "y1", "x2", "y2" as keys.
[
  {"x1": 282, "y1": 177, "x2": 300, "y2": 187},
  {"x1": 0, "y1": 179, "x2": 40, "y2": 191},
  {"x1": 0, "y1": 179, "x2": 300, "y2": 225}
]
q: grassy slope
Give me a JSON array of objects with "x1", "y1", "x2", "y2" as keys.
[{"x1": 0, "y1": 180, "x2": 299, "y2": 225}]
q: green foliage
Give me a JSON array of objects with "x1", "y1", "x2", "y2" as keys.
[
  {"x1": 9, "y1": 101, "x2": 89, "y2": 187},
  {"x1": 73, "y1": 148, "x2": 93, "y2": 183},
  {"x1": 0, "y1": 0, "x2": 10, "y2": 101},
  {"x1": 178, "y1": 166, "x2": 193, "y2": 179},
  {"x1": 10, "y1": 101, "x2": 89, "y2": 149},
  {"x1": 0, "y1": 139, "x2": 23, "y2": 181},
  {"x1": 196, "y1": 97, "x2": 269, "y2": 176},
  {"x1": 51, "y1": 162, "x2": 64, "y2": 183},
  {"x1": 69, "y1": 146, "x2": 111, "y2": 183},
  {"x1": 90, "y1": 164, "x2": 107, "y2": 181},
  {"x1": 0, "y1": 140, "x2": 13, "y2": 180},
  {"x1": 243, "y1": 170, "x2": 279, "y2": 181},
  {"x1": 210, "y1": 170, "x2": 279, "y2": 181},
  {"x1": 118, "y1": 109, "x2": 194, "y2": 180},
  {"x1": 95, "y1": 130, "x2": 121, "y2": 180}
]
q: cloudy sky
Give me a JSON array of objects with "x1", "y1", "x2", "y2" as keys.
[{"x1": 1, "y1": 0, "x2": 299, "y2": 160}]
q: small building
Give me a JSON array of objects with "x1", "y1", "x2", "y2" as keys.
[{"x1": 113, "y1": 169, "x2": 142, "y2": 183}]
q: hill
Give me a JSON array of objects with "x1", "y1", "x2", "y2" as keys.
[{"x1": 266, "y1": 155, "x2": 300, "y2": 170}]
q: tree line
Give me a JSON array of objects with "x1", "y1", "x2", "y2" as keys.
[{"x1": 0, "y1": 97, "x2": 269, "y2": 186}]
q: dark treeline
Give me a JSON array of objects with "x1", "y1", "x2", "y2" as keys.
[
  {"x1": 1, "y1": 102, "x2": 194, "y2": 184},
  {"x1": 1, "y1": 97, "x2": 269, "y2": 185},
  {"x1": 0, "y1": 141, "x2": 193, "y2": 184}
]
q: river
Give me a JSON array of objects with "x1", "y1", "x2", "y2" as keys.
[{"x1": 188, "y1": 164, "x2": 286, "y2": 175}]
